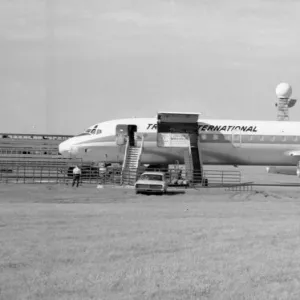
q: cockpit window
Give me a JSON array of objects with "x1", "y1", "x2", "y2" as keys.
[{"x1": 76, "y1": 125, "x2": 100, "y2": 136}]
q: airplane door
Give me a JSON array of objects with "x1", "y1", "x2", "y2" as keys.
[
  {"x1": 232, "y1": 130, "x2": 241, "y2": 148},
  {"x1": 128, "y1": 125, "x2": 137, "y2": 146},
  {"x1": 116, "y1": 125, "x2": 128, "y2": 145},
  {"x1": 115, "y1": 124, "x2": 137, "y2": 146}
]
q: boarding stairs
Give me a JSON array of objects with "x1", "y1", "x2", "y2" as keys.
[
  {"x1": 184, "y1": 133, "x2": 204, "y2": 185},
  {"x1": 121, "y1": 136, "x2": 144, "y2": 186}
]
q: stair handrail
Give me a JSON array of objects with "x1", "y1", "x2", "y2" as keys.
[
  {"x1": 187, "y1": 140, "x2": 193, "y2": 182},
  {"x1": 122, "y1": 137, "x2": 130, "y2": 171},
  {"x1": 139, "y1": 134, "x2": 145, "y2": 154},
  {"x1": 139, "y1": 134, "x2": 145, "y2": 158},
  {"x1": 196, "y1": 134, "x2": 204, "y2": 185},
  {"x1": 189, "y1": 134, "x2": 204, "y2": 186},
  {"x1": 121, "y1": 137, "x2": 130, "y2": 185},
  {"x1": 135, "y1": 134, "x2": 144, "y2": 179}
]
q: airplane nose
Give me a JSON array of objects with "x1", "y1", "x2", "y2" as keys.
[
  {"x1": 58, "y1": 141, "x2": 71, "y2": 157},
  {"x1": 58, "y1": 141, "x2": 81, "y2": 158},
  {"x1": 70, "y1": 145, "x2": 79, "y2": 156}
]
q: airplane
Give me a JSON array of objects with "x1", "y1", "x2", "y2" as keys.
[{"x1": 58, "y1": 116, "x2": 300, "y2": 176}]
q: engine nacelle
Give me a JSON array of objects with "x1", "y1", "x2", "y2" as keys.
[{"x1": 266, "y1": 166, "x2": 297, "y2": 176}]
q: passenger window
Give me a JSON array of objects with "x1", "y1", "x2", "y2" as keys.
[
  {"x1": 260, "y1": 136, "x2": 264, "y2": 141},
  {"x1": 213, "y1": 134, "x2": 218, "y2": 140},
  {"x1": 293, "y1": 136, "x2": 298, "y2": 142},
  {"x1": 248, "y1": 136, "x2": 253, "y2": 141},
  {"x1": 96, "y1": 129, "x2": 102, "y2": 135},
  {"x1": 271, "y1": 136, "x2": 275, "y2": 142},
  {"x1": 201, "y1": 134, "x2": 207, "y2": 140},
  {"x1": 282, "y1": 136, "x2": 286, "y2": 142}
]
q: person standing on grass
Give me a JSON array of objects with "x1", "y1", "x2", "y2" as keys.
[{"x1": 72, "y1": 165, "x2": 81, "y2": 187}]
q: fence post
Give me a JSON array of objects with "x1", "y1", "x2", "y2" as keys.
[
  {"x1": 97, "y1": 167, "x2": 99, "y2": 186},
  {"x1": 33, "y1": 165, "x2": 35, "y2": 184},
  {"x1": 89, "y1": 165, "x2": 92, "y2": 184},
  {"x1": 16, "y1": 164, "x2": 19, "y2": 183},
  {"x1": 48, "y1": 165, "x2": 50, "y2": 184},
  {"x1": 63, "y1": 164, "x2": 66, "y2": 184},
  {"x1": 23, "y1": 165, "x2": 26, "y2": 184}
]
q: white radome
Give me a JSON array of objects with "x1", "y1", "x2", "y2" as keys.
[{"x1": 275, "y1": 82, "x2": 292, "y2": 99}]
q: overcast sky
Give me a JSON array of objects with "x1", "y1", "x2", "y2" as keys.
[{"x1": 1, "y1": 0, "x2": 300, "y2": 135}]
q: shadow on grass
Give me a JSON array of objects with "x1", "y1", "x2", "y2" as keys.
[
  {"x1": 138, "y1": 190, "x2": 186, "y2": 196},
  {"x1": 166, "y1": 190, "x2": 186, "y2": 195}
]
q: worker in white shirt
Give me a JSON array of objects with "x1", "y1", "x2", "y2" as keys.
[{"x1": 72, "y1": 165, "x2": 81, "y2": 187}]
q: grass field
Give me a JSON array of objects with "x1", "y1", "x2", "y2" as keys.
[{"x1": 1, "y1": 184, "x2": 300, "y2": 299}]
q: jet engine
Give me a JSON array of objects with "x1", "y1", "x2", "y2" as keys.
[{"x1": 266, "y1": 166, "x2": 298, "y2": 176}]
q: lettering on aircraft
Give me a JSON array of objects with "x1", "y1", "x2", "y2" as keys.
[
  {"x1": 147, "y1": 124, "x2": 157, "y2": 130},
  {"x1": 147, "y1": 123, "x2": 258, "y2": 132},
  {"x1": 198, "y1": 125, "x2": 258, "y2": 132}
]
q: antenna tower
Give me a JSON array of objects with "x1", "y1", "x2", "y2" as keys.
[
  {"x1": 275, "y1": 83, "x2": 297, "y2": 121},
  {"x1": 276, "y1": 98, "x2": 289, "y2": 121}
]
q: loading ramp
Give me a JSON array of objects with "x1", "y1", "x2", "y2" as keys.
[{"x1": 157, "y1": 112, "x2": 204, "y2": 185}]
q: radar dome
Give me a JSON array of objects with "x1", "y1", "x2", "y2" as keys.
[{"x1": 276, "y1": 82, "x2": 292, "y2": 99}]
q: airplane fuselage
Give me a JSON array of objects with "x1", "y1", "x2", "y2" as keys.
[{"x1": 59, "y1": 118, "x2": 300, "y2": 166}]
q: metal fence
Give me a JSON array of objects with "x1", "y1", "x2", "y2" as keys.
[
  {"x1": 122, "y1": 167, "x2": 241, "y2": 187},
  {"x1": 0, "y1": 158, "x2": 241, "y2": 187},
  {"x1": 0, "y1": 158, "x2": 81, "y2": 184},
  {"x1": 0, "y1": 158, "x2": 122, "y2": 185}
]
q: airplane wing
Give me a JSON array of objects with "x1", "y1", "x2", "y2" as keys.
[{"x1": 284, "y1": 150, "x2": 300, "y2": 157}]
